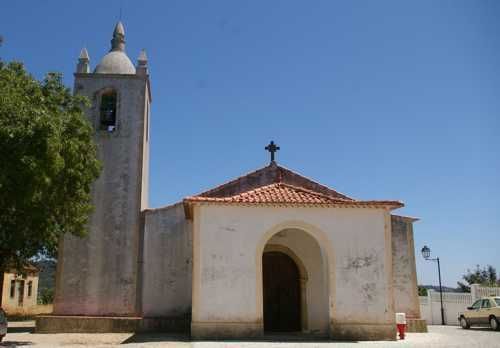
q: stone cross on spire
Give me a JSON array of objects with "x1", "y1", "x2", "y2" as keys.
[{"x1": 265, "y1": 141, "x2": 280, "y2": 163}]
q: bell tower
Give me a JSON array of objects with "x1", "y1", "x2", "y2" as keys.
[{"x1": 54, "y1": 22, "x2": 151, "y2": 316}]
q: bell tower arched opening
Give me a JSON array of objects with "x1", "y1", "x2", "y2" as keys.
[{"x1": 99, "y1": 89, "x2": 117, "y2": 131}]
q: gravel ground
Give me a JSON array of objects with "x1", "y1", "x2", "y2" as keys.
[{"x1": 1, "y1": 322, "x2": 499, "y2": 347}]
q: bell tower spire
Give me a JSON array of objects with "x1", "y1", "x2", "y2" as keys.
[
  {"x1": 76, "y1": 47, "x2": 90, "y2": 73},
  {"x1": 111, "y1": 21, "x2": 126, "y2": 52}
]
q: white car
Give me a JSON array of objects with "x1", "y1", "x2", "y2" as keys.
[{"x1": 0, "y1": 308, "x2": 6, "y2": 342}]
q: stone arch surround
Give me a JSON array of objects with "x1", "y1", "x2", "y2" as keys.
[{"x1": 256, "y1": 221, "x2": 335, "y2": 335}]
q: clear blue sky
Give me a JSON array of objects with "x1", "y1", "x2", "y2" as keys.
[{"x1": 1, "y1": 1, "x2": 499, "y2": 288}]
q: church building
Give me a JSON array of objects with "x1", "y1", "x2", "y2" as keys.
[{"x1": 37, "y1": 22, "x2": 426, "y2": 340}]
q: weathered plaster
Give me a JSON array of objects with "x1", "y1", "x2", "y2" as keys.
[{"x1": 142, "y1": 203, "x2": 192, "y2": 318}]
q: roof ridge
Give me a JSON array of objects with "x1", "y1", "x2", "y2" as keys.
[
  {"x1": 192, "y1": 163, "x2": 353, "y2": 200},
  {"x1": 191, "y1": 181, "x2": 354, "y2": 203},
  {"x1": 187, "y1": 182, "x2": 337, "y2": 201},
  {"x1": 275, "y1": 164, "x2": 353, "y2": 200}
]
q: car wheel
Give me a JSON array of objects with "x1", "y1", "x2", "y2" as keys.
[
  {"x1": 490, "y1": 316, "x2": 499, "y2": 331},
  {"x1": 460, "y1": 317, "x2": 470, "y2": 329}
]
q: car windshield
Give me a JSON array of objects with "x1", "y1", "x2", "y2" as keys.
[
  {"x1": 471, "y1": 300, "x2": 481, "y2": 309},
  {"x1": 495, "y1": 298, "x2": 500, "y2": 306}
]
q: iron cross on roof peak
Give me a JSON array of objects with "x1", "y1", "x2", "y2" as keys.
[{"x1": 265, "y1": 141, "x2": 280, "y2": 163}]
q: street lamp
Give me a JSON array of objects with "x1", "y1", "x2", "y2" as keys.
[{"x1": 421, "y1": 245, "x2": 445, "y2": 325}]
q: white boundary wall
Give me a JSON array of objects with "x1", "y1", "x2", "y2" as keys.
[
  {"x1": 473, "y1": 284, "x2": 500, "y2": 299},
  {"x1": 419, "y1": 284, "x2": 500, "y2": 325}
]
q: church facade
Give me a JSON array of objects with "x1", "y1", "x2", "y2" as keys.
[{"x1": 40, "y1": 22, "x2": 425, "y2": 340}]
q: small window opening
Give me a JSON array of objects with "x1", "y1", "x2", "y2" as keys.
[
  {"x1": 28, "y1": 280, "x2": 33, "y2": 297},
  {"x1": 18, "y1": 280, "x2": 25, "y2": 306},
  {"x1": 10, "y1": 280, "x2": 15, "y2": 298},
  {"x1": 100, "y1": 90, "x2": 117, "y2": 132}
]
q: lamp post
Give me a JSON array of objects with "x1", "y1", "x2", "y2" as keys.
[{"x1": 421, "y1": 245, "x2": 445, "y2": 325}]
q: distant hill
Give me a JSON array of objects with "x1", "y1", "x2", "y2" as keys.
[{"x1": 420, "y1": 285, "x2": 465, "y2": 293}]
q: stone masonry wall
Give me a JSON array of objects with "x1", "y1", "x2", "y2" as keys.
[
  {"x1": 391, "y1": 215, "x2": 421, "y2": 318},
  {"x1": 53, "y1": 74, "x2": 149, "y2": 316}
]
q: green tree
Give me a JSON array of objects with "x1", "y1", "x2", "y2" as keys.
[
  {"x1": 38, "y1": 287, "x2": 55, "y2": 305},
  {"x1": 418, "y1": 286, "x2": 428, "y2": 296},
  {"x1": 457, "y1": 265, "x2": 499, "y2": 292},
  {"x1": 0, "y1": 61, "x2": 101, "y2": 306}
]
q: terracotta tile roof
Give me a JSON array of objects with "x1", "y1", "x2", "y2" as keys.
[
  {"x1": 185, "y1": 182, "x2": 403, "y2": 208},
  {"x1": 5, "y1": 263, "x2": 39, "y2": 274},
  {"x1": 181, "y1": 163, "x2": 403, "y2": 220},
  {"x1": 195, "y1": 163, "x2": 353, "y2": 200}
]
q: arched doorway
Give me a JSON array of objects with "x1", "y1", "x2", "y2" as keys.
[
  {"x1": 263, "y1": 251, "x2": 301, "y2": 332},
  {"x1": 257, "y1": 224, "x2": 332, "y2": 335}
]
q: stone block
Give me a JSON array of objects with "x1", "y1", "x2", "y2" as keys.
[
  {"x1": 406, "y1": 318, "x2": 428, "y2": 332},
  {"x1": 330, "y1": 323, "x2": 397, "y2": 341},
  {"x1": 35, "y1": 315, "x2": 190, "y2": 333},
  {"x1": 140, "y1": 316, "x2": 190, "y2": 333},
  {"x1": 191, "y1": 321, "x2": 263, "y2": 339},
  {"x1": 36, "y1": 315, "x2": 141, "y2": 333}
]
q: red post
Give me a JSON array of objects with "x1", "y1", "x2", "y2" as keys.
[
  {"x1": 396, "y1": 312, "x2": 406, "y2": 339},
  {"x1": 397, "y1": 323, "x2": 406, "y2": 339}
]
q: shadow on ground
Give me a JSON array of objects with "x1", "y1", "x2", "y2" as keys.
[
  {"x1": 444, "y1": 325, "x2": 499, "y2": 333},
  {"x1": 7, "y1": 326, "x2": 35, "y2": 334},
  {"x1": 122, "y1": 333, "x2": 190, "y2": 344},
  {"x1": 0, "y1": 341, "x2": 33, "y2": 347},
  {"x1": 121, "y1": 333, "x2": 358, "y2": 344},
  {"x1": 467, "y1": 327, "x2": 500, "y2": 332}
]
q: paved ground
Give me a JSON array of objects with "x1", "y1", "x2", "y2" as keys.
[{"x1": 1, "y1": 322, "x2": 499, "y2": 347}]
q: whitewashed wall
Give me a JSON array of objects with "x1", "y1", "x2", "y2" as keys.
[
  {"x1": 419, "y1": 291, "x2": 472, "y2": 325},
  {"x1": 419, "y1": 284, "x2": 500, "y2": 325},
  {"x1": 473, "y1": 285, "x2": 500, "y2": 299},
  {"x1": 191, "y1": 204, "x2": 395, "y2": 339}
]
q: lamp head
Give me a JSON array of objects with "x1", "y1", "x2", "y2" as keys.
[{"x1": 421, "y1": 245, "x2": 431, "y2": 260}]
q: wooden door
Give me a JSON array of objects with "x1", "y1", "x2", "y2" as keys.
[{"x1": 263, "y1": 251, "x2": 301, "y2": 332}]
